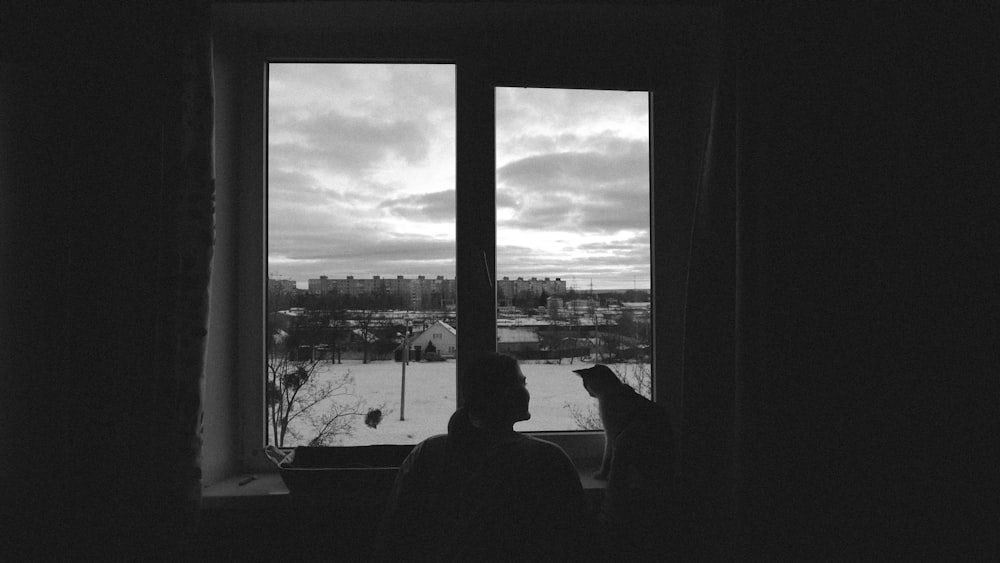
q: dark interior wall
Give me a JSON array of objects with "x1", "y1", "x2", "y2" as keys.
[
  {"x1": 736, "y1": 5, "x2": 998, "y2": 560},
  {"x1": 1, "y1": 3, "x2": 186, "y2": 559},
  {"x1": 2, "y1": 2, "x2": 996, "y2": 561}
]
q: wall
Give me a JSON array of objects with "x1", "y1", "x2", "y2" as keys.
[
  {"x1": 3, "y1": 2, "x2": 995, "y2": 561},
  {"x1": 1, "y1": 3, "x2": 187, "y2": 559},
  {"x1": 736, "y1": 5, "x2": 997, "y2": 559},
  {"x1": 191, "y1": 501, "x2": 384, "y2": 561}
]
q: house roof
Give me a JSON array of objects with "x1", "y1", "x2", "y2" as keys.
[
  {"x1": 418, "y1": 320, "x2": 456, "y2": 336},
  {"x1": 398, "y1": 320, "x2": 458, "y2": 351},
  {"x1": 435, "y1": 320, "x2": 457, "y2": 335}
]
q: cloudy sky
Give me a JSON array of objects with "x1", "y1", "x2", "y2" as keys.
[{"x1": 268, "y1": 63, "x2": 649, "y2": 291}]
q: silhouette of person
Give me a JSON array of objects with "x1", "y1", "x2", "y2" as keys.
[{"x1": 375, "y1": 353, "x2": 601, "y2": 562}]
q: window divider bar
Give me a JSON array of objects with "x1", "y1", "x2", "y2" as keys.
[{"x1": 455, "y1": 61, "x2": 496, "y2": 407}]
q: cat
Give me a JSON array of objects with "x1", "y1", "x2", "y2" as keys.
[{"x1": 572, "y1": 364, "x2": 673, "y2": 483}]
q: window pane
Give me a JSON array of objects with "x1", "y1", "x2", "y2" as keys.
[
  {"x1": 267, "y1": 63, "x2": 456, "y2": 446},
  {"x1": 495, "y1": 87, "x2": 652, "y2": 431}
]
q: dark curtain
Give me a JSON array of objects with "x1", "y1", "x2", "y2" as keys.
[
  {"x1": 148, "y1": 2, "x2": 216, "y2": 555},
  {"x1": 1, "y1": 2, "x2": 215, "y2": 559},
  {"x1": 654, "y1": 4, "x2": 741, "y2": 560},
  {"x1": 676, "y1": 61, "x2": 740, "y2": 561}
]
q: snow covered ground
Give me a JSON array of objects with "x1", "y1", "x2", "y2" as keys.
[{"x1": 285, "y1": 358, "x2": 639, "y2": 447}]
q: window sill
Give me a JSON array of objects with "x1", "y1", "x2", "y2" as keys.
[
  {"x1": 205, "y1": 432, "x2": 607, "y2": 510},
  {"x1": 203, "y1": 464, "x2": 606, "y2": 511}
]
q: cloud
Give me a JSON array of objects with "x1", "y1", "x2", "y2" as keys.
[
  {"x1": 495, "y1": 87, "x2": 648, "y2": 142},
  {"x1": 269, "y1": 234, "x2": 456, "y2": 280},
  {"x1": 266, "y1": 169, "x2": 367, "y2": 209},
  {"x1": 283, "y1": 234, "x2": 453, "y2": 262},
  {"x1": 572, "y1": 237, "x2": 651, "y2": 266},
  {"x1": 498, "y1": 151, "x2": 642, "y2": 189},
  {"x1": 496, "y1": 136, "x2": 649, "y2": 234},
  {"x1": 379, "y1": 190, "x2": 455, "y2": 222},
  {"x1": 269, "y1": 110, "x2": 430, "y2": 175},
  {"x1": 497, "y1": 234, "x2": 649, "y2": 278},
  {"x1": 498, "y1": 133, "x2": 648, "y2": 186},
  {"x1": 266, "y1": 65, "x2": 458, "y2": 284},
  {"x1": 499, "y1": 132, "x2": 583, "y2": 155},
  {"x1": 267, "y1": 70, "x2": 650, "y2": 289}
]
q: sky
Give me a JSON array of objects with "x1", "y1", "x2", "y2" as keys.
[{"x1": 268, "y1": 63, "x2": 650, "y2": 291}]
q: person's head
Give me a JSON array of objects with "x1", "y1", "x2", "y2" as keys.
[{"x1": 461, "y1": 353, "x2": 530, "y2": 427}]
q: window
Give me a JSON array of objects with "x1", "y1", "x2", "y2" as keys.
[
  {"x1": 266, "y1": 63, "x2": 457, "y2": 447},
  {"x1": 495, "y1": 87, "x2": 652, "y2": 432},
  {"x1": 263, "y1": 69, "x2": 652, "y2": 445},
  {"x1": 209, "y1": 1, "x2": 690, "y2": 476},
  {"x1": 265, "y1": 74, "x2": 651, "y2": 446}
]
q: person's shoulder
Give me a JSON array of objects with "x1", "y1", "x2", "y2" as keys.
[
  {"x1": 397, "y1": 433, "x2": 449, "y2": 478},
  {"x1": 414, "y1": 433, "x2": 448, "y2": 452},
  {"x1": 513, "y1": 435, "x2": 583, "y2": 493},
  {"x1": 421, "y1": 433, "x2": 448, "y2": 446},
  {"x1": 521, "y1": 433, "x2": 563, "y2": 450},
  {"x1": 518, "y1": 434, "x2": 575, "y2": 464},
  {"x1": 405, "y1": 433, "x2": 447, "y2": 460}
]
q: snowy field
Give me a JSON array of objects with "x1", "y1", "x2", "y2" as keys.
[{"x1": 284, "y1": 359, "x2": 642, "y2": 446}]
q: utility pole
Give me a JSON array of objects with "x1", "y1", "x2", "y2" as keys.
[
  {"x1": 591, "y1": 279, "x2": 601, "y2": 362},
  {"x1": 399, "y1": 320, "x2": 410, "y2": 421}
]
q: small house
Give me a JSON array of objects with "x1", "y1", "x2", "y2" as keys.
[{"x1": 407, "y1": 320, "x2": 457, "y2": 359}]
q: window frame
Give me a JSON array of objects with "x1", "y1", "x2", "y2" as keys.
[{"x1": 211, "y1": 2, "x2": 686, "y2": 477}]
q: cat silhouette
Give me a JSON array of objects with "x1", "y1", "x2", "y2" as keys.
[
  {"x1": 572, "y1": 364, "x2": 672, "y2": 483},
  {"x1": 573, "y1": 364, "x2": 675, "y2": 560}
]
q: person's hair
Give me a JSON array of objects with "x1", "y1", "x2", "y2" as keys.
[
  {"x1": 461, "y1": 352, "x2": 521, "y2": 423},
  {"x1": 448, "y1": 353, "x2": 522, "y2": 451}
]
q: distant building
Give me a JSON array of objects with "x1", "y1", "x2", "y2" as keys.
[
  {"x1": 305, "y1": 274, "x2": 457, "y2": 309},
  {"x1": 546, "y1": 296, "x2": 564, "y2": 318},
  {"x1": 269, "y1": 278, "x2": 297, "y2": 293},
  {"x1": 308, "y1": 275, "x2": 334, "y2": 294},
  {"x1": 408, "y1": 320, "x2": 457, "y2": 358},
  {"x1": 566, "y1": 297, "x2": 598, "y2": 314},
  {"x1": 305, "y1": 274, "x2": 570, "y2": 309},
  {"x1": 497, "y1": 276, "x2": 566, "y2": 299},
  {"x1": 497, "y1": 326, "x2": 541, "y2": 354},
  {"x1": 621, "y1": 302, "x2": 652, "y2": 319}
]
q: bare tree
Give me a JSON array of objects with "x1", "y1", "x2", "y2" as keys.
[
  {"x1": 356, "y1": 307, "x2": 376, "y2": 364},
  {"x1": 301, "y1": 369, "x2": 379, "y2": 447},
  {"x1": 565, "y1": 401, "x2": 603, "y2": 430},
  {"x1": 266, "y1": 350, "x2": 384, "y2": 447},
  {"x1": 616, "y1": 361, "x2": 652, "y2": 399}
]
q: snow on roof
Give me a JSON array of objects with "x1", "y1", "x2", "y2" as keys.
[{"x1": 425, "y1": 319, "x2": 456, "y2": 335}]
